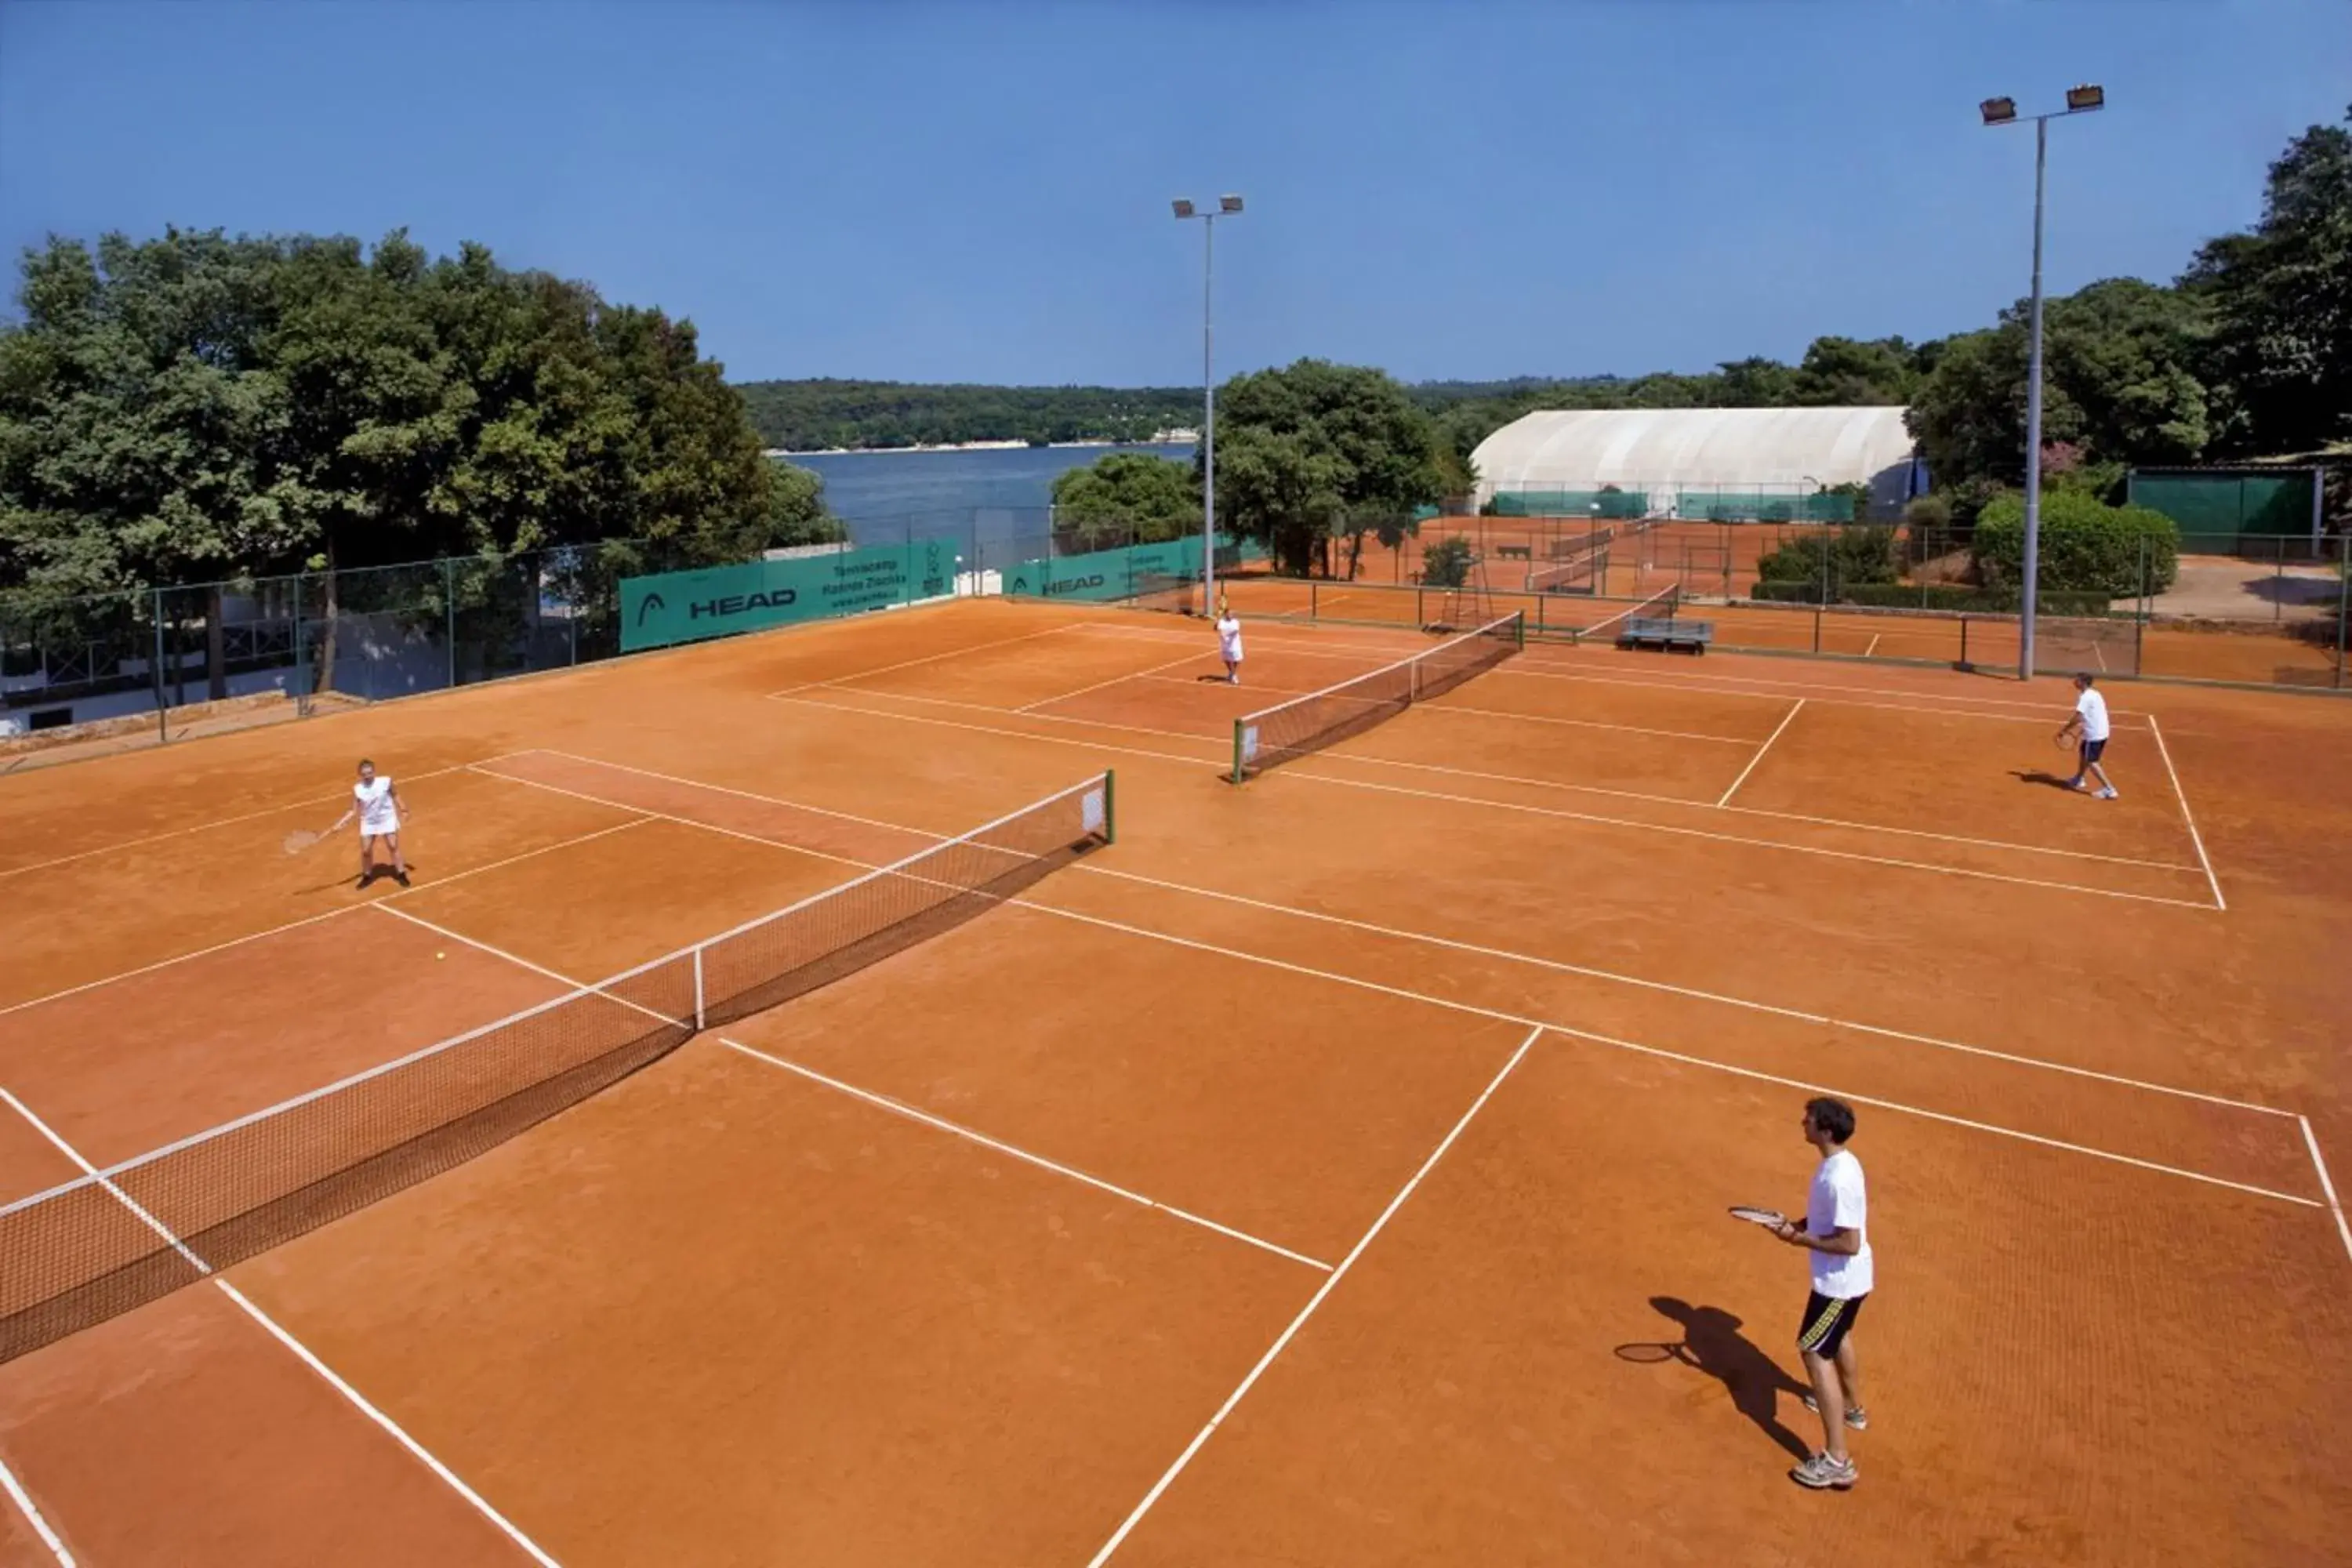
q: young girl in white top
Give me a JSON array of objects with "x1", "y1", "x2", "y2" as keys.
[{"x1": 325, "y1": 758, "x2": 409, "y2": 887}]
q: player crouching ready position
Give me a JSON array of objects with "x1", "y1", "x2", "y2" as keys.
[{"x1": 325, "y1": 758, "x2": 409, "y2": 888}]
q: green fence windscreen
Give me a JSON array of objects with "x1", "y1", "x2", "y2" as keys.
[
  {"x1": 2129, "y1": 471, "x2": 2316, "y2": 546},
  {"x1": 620, "y1": 540, "x2": 957, "y2": 652}
]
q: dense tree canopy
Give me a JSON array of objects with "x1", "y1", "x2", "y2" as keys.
[
  {"x1": 736, "y1": 379, "x2": 1199, "y2": 451},
  {"x1": 1047, "y1": 450, "x2": 1199, "y2": 550},
  {"x1": 1212, "y1": 360, "x2": 1449, "y2": 576},
  {"x1": 2183, "y1": 106, "x2": 2352, "y2": 456},
  {"x1": 0, "y1": 227, "x2": 837, "y2": 609}
]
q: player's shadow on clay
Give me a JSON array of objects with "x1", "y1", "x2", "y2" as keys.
[
  {"x1": 1614, "y1": 1295, "x2": 1812, "y2": 1461},
  {"x1": 2009, "y1": 769, "x2": 2082, "y2": 791}
]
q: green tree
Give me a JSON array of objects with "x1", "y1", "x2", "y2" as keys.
[
  {"x1": 1213, "y1": 360, "x2": 1447, "y2": 576},
  {"x1": 1907, "y1": 280, "x2": 2212, "y2": 497},
  {"x1": 1790, "y1": 336, "x2": 1923, "y2": 405},
  {"x1": 2183, "y1": 103, "x2": 2352, "y2": 455},
  {"x1": 1973, "y1": 488, "x2": 2180, "y2": 596},
  {"x1": 1049, "y1": 451, "x2": 1200, "y2": 551}
]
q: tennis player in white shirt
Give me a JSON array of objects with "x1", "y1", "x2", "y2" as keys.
[
  {"x1": 2058, "y1": 673, "x2": 2118, "y2": 799},
  {"x1": 1215, "y1": 606, "x2": 1245, "y2": 685},
  {"x1": 1767, "y1": 1096, "x2": 1872, "y2": 1492},
  {"x1": 324, "y1": 758, "x2": 409, "y2": 887}
]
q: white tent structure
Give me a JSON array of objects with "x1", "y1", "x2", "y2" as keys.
[{"x1": 1470, "y1": 407, "x2": 1922, "y2": 519}]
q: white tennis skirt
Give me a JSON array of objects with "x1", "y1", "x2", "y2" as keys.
[{"x1": 358, "y1": 815, "x2": 401, "y2": 837}]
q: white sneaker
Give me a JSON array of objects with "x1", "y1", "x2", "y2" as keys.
[{"x1": 2096, "y1": 786, "x2": 2118, "y2": 800}]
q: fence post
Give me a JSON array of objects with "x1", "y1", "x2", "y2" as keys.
[
  {"x1": 154, "y1": 587, "x2": 167, "y2": 743},
  {"x1": 2337, "y1": 539, "x2": 2348, "y2": 691},
  {"x1": 444, "y1": 558, "x2": 457, "y2": 688}
]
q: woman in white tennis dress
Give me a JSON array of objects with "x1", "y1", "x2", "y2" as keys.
[
  {"x1": 327, "y1": 758, "x2": 408, "y2": 887},
  {"x1": 1215, "y1": 608, "x2": 1244, "y2": 685}
]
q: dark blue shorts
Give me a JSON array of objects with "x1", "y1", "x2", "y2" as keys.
[
  {"x1": 1798, "y1": 1290, "x2": 1866, "y2": 1356},
  {"x1": 2081, "y1": 737, "x2": 2108, "y2": 764}
]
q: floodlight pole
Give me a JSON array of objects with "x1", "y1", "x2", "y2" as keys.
[
  {"x1": 1984, "y1": 87, "x2": 2102, "y2": 681},
  {"x1": 1176, "y1": 196, "x2": 1242, "y2": 615},
  {"x1": 2021, "y1": 116, "x2": 2048, "y2": 682}
]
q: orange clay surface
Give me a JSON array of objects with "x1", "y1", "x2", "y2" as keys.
[{"x1": 2, "y1": 593, "x2": 2349, "y2": 1566}]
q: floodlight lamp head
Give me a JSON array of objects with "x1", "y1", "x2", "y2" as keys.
[
  {"x1": 1218, "y1": 194, "x2": 1244, "y2": 214},
  {"x1": 1979, "y1": 96, "x2": 2018, "y2": 125},
  {"x1": 1172, "y1": 199, "x2": 1196, "y2": 219},
  {"x1": 2065, "y1": 83, "x2": 2104, "y2": 112}
]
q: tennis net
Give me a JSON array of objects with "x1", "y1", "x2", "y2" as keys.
[
  {"x1": 0, "y1": 771, "x2": 1115, "y2": 1365},
  {"x1": 1573, "y1": 586, "x2": 1680, "y2": 645},
  {"x1": 1231, "y1": 612, "x2": 1524, "y2": 782}
]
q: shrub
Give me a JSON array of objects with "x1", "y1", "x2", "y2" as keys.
[
  {"x1": 1755, "y1": 525, "x2": 1900, "y2": 588},
  {"x1": 1973, "y1": 488, "x2": 2179, "y2": 595},
  {"x1": 1748, "y1": 581, "x2": 2113, "y2": 614},
  {"x1": 1421, "y1": 535, "x2": 1475, "y2": 588}
]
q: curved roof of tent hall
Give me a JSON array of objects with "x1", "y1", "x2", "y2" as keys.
[{"x1": 1470, "y1": 407, "x2": 1917, "y2": 499}]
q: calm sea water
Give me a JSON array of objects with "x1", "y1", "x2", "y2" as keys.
[{"x1": 785, "y1": 443, "x2": 1192, "y2": 548}]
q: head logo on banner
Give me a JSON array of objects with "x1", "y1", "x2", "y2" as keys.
[{"x1": 620, "y1": 540, "x2": 960, "y2": 652}]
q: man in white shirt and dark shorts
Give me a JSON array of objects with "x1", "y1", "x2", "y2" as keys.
[
  {"x1": 1769, "y1": 1095, "x2": 1872, "y2": 1490},
  {"x1": 326, "y1": 758, "x2": 409, "y2": 888},
  {"x1": 2059, "y1": 673, "x2": 2118, "y2": 799}
]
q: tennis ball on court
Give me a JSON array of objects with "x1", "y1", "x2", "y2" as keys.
[{"x1": 436, "y1": 951, "x2": 445, "y2": 960}]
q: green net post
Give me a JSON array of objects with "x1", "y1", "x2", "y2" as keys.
[
  {"x1": 1104, "y1": 769, "x2": 1117, "y2": 844},
  {"x1": 1230, "y1": 720, "x2": 1246, "y2": 784}
]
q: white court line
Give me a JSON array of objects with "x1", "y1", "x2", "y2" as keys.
[
  {"x1": 1067, "y1": 866, "x2": 2288, "y2": 1115},
  {"x1": 1094, "y1": 615, "x2": 2114, "y2": 719},
  {"x1": 774, "y1": 692, "x2": 2212, "y2": 901},
  {"x1": 2301, "y1": 1117, "x2": 2352, "y2": 1264},
  {"x1": 1014, "y1": 647, "x2": 1212, "y2": 713},
  {"x1": 1077, "y1": 610, "x2": 2143, "y2": 720},
  {"x1": 1497, "y1": 660, "x2": 2143, "y2": 727},
  {"x1": 1129, "y1": 674, "x2": 1757, "y2": 746},
  {"x1": 462, "y1": 760, "x2": 2310, "y2": 1204},
  {"x1": 480, "y1": 753, "x2": 2280, "y2": 1116},
  {"x1": 375, "y1": 900, "x2": 1324, "y2": 1273},
  {"x1": 2147, "y1": 713, "x2": 2226, "y2": 911},
  {"x1": 0, "y1": 1089, "x2": 561, "y2": 1566},
  {"x1": 1716, "y1": 699, "x2": 1805, "y2": 808},
  {"x1": 0, "y1": 1450, "x2": 72, "y2": 1566},
  {"x1": 1085, "y1": 1028, "x2": 1539, "y2": 1566},
  {"x1": 720, "y1": 1040, "x2": 1332, "y2": 1272},
  {"x1": 0, "y1": 754, "x2": 519, "y2": 883},
  {"x1": 1002, "y1": 902, "x2": 2321, "y2": 1207},
  {"x1": 782, "y1": 684, "x2": 2198, "y2": 873},
  {"x1": 1293, "y1": 768, "x2": 2220, "y2": 911},
  {"x1": 0, "y1": 814, "x2": 657, "y2": 1021},
  {"x1": 766, "y1": 622, "x2": 1078, "y2": 698},
  {"x1": 1864, "y1": 633, "x2": 1882, "y2": 658}
]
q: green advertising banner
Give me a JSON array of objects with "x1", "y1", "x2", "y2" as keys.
[
  {"x1": 1001, "y1": 536, "x2": 1225, "y2": 601},
  {"x1": 621, "y1": 539, "x2": 956, "y2": 652}
]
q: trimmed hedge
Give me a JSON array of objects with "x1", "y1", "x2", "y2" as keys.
[
  {"x1": 1973, "y1": 489, "x2": 2180, "y2": 596},
  {"x1": 1755, "y1": 525, "x2": 1900, "y2": 586},
  {"x1": 1748, "y1": 581, "x2": 2114, "y2": 615}
]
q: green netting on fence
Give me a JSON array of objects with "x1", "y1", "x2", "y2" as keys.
[{"x1": 2129, "y1": 471, "x2": 2316, "y2": 547}]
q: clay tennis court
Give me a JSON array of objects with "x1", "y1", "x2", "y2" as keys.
[{"x1": 2, "y1": 595, "x2": 2348, "y2": 1565}]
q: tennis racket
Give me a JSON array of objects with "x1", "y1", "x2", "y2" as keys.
[
  {"x1": 2053, "y1": 728, "x2": 2078, "y2": 750},
  {"x1": 1729, "y1": 1205, "x2": 1787, "y2": 1228},
  {"x1": 282, "y1": 828, "x2": 323, "y2": 856}
]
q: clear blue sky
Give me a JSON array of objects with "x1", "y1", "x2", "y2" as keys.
[{"x1": 2, "y1": 1, "x2": 2344, "y2": 387}]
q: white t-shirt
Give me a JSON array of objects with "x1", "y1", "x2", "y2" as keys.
[
  {"x1": 1805, "y1": 1148, "x2": 1873, "y2": 1298},
  {"x1": 2074, "y1": 687, "x2": 2111, "y2": 742},
  {"x1": 354, "y1": 776, "x2": 398, "y2": 835},
  {"x1": 1216, "y1": 615, "x2": 1243, "y2": 662}
]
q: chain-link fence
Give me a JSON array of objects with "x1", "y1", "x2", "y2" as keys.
[{"x1": 1486, "y1": 481, "x2": 1867, "y2": 523}]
